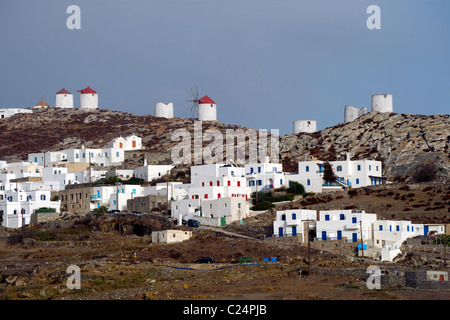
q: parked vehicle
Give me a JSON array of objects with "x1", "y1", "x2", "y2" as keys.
[
  {"x1": 107, "y1": 210, "x2": 121, "y2": 214},
  {"x1": 195, "y1": 257, "x2": 215, "y2": 264},
  {"x1": 132, "y1": 211, "x2": 142, "y2": 215},
  {"x1": 187, "y1": 219, "x2": 200, "y2": 227}
]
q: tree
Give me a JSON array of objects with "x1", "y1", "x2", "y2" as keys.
[
  {"x1": 93, "y1": 205, "x2": 108, "y2": 217},
  {"x1": 287, "y1": 181, "x2": 305, "y2": 195},
  {"x1": 322, "y1": 162, "x2": 336, "y2": 184}
]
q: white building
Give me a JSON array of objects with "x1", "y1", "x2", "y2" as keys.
[
  {"x1": 288, "y1": 154, "x2": 386, "y2": 193},
  {"x1": 106, "y1": 134, "x2": 143, "y2": 151},
  {"x1": 152, "y1": 229, "x2": 192, "y2": 244},
  {"x1": 133, "y1": 164, "x2": 173, "y2": 182},
  {"x1": 245, "y1": 157, "x2": 287, "y2": 192},
  {"x1": 316, "y1": 210, "x2": 377, "y2": 243},
  {"x1": 55, "y1": 88, "x2": 73, "y2": 108},
  {"x1": 273, "y1": 209, "x2": 317, "y2": 242},
  {"x1": 293, "y1": 120, "x2": 316, "y2": 134},
  {"x1": 0, "y1": 188, "x2": 60, "y2": 228},
  {"x1": 371, "y1": 94, "x2": 393, "y2": 113},
  {"x1": 155, "y1": 102, "x2": 174, "y2": 119},
  {"x1": 0, "y1": 108, "x2": 33, "y2": 119},
  {"x1": 170, "y1": 163, "x2": 252, "y2": 226},
  {"x1": 90, "y1": 184, "x2": 143, "y2": 211},
  {"x1": 28, "y1": 147, "x2": 125, "y2": 167},
  {"x1": 272, "y1": 208, "x2": 446, "y2": 262},
  {"x1": 198, "y1": 95, "x2": 217, "y2": 121},
  {"x1": 344, "y1": 105, "x2": 367, "y2": 123},
  {"x1": 78, "y1": 86, "x2": 98, "y2": 109}
]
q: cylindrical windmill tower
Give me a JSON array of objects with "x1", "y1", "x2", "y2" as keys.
[
  {"x1": 78, "y1": 86, "x2": 98, "y2": 109},
  {"x1": 198, "y1": 95, "x2": 217, "y2": 121},
  {"x1": 155, "y1": 102, "x2": 174, "y2": 118},
  {"x1": 55, "y1": 88, "x2": 73, "y2": 108},
  {"x1": 371, "y1": 94, "x2": 393, "y2": 113},
  {"x1": 293, "y1": 120, "x2": 316, "y2": 134}
]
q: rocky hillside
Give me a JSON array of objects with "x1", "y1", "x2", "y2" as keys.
[
  {"x1": 281, "y1": 112, "x2": 450, "y2": 182},
  {"x1": 0, "y1": 107, "x2": 448, "y2": 182}
]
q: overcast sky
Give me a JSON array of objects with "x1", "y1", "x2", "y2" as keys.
[{"x1": 1, "y1": 0, "x2": 449, "y2": 135}]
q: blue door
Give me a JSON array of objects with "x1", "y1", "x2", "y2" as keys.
[
  {"x1": 352, "y1": 233, "x2": 358, "y2": 243},
  {"x1": 292, "y1": 226, "x2": 297, "y2": 237},
  {"x1": 278, "y1": 227, "x2": 283, "y2": 237},
  {"x1": 424, "y1": 226, "x2": 429, "y2": 235},
  {"x1": 337, "y1": 231, "x2": 342, "y2": 240},
  {"x1": 321, "y1": 231, "x2": 327, "y2": 241}
]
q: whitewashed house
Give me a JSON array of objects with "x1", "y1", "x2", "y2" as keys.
[
  {"x1": 90, "y1": 184, "x2": 143, "y2": 211},
  {"x1": 170, "y1": 163, "x2": 252, "y2": 226},
  {"x1": 107, "y1": 134, "x2": 143, "y2": 151},
  {"x1": 152, "y1": 230, "x2": 192, "y2": 244},
  {"x1": 133, "y1": 164, "x2": 174, "y2": 182},
  {"x1": 28, "y1": 147, "x2": 125, "y2": 167},
  {"x1": 0, "y1": 188, "x2": 60, "y2": 228},
  {"x1": 245, "y1": 157, "x2": 288, "y2": 192},
  {"x1": 288, "y1": 154, "x2": 386, "y2": 193},
  {"x1": 0, "y1": 108, "x2": 32, "y2": 119},
  {"x1": 316, "y1": 210, "x2": 377, "y2": 243},
  {"x1": 273, "y1": 209, "x2": 317, "y2": 242}
]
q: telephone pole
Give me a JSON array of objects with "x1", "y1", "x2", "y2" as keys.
[{"x1": 360, "y1": 220, "x2": 365, "y2": 262}]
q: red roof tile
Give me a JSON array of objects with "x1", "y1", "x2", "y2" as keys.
[{"x1": 198, "y1": 95, "x2": 215, "y2": 104}]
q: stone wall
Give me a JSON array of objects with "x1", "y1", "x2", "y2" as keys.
[
  {"x1": 30, "y1": 211, "x2": 60, "y2": 225},
  {"x1": 126, "y1": 195, "x2": 167, "y2": 213}
]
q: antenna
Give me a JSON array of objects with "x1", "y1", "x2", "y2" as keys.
[{"x1": 186, "y1": 85, "x2": 200, "y2": 118}]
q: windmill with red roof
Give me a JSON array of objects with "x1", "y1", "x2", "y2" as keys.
[
  {"x1": 186, "y1": 86, "x2": 217, "y2": 121},
  {"x1": 55, "y1": 88, "x2": 73, "y2": 108},
  {"x1": 78, "y1": 86, "x2": 98, "y2": 109}
]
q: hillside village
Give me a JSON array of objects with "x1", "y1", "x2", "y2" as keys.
[{"x1": 0, "y1": 88, "x2": 448, "y2": 267}]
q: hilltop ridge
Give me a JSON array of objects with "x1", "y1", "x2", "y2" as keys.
[{"x1": 0, "y1": 108, "x2": 448, "y2": 182}]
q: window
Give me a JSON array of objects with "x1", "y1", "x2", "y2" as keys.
[
  {"x1": 281, "y1": 214, "x2": 286, "y2": 221},
  {"x1": 337, "y1": 165, "x2": 342, "y2": 172},
  {"x1": 379, "y1": 225, "x2": 383, "y2": 231},
  {"x1": 306, "y1": 166, "x2": 309, "y2": 172},
  {"x1": 227, "y1": 181, "x2": 230, "y2": 186},
  {"x1": 217, "y1": 181, "x2": 220, "y2": 186},
  {"x1": 352, "y1": 217, "x2": 357, "y2": 223},
  {"x1": 209, "y1": 204, "x2": 212, "y2": 209},
  {"x1": 407, "y1": 226, "x2": 410, "y2": 232},
  {"x1": 113, "y1": 200, "x2": 116, "y2": 205},
  {"x1": 237, "y1": 181, "x2": 240, "y2": 187},
  {"x1": 411, "y1": 226, "x2": 414, "y2": 232},
  {"x1": 204, "y1": 194, "x2": 208, "y2": 199},
  {"x1": 210, "y1": 181, "x2": 213, "y2": 186},
  {"x1": 105, "y1": 152, "x2": 108, "y2": 157},
  {"x1": 389, "y1": 225, "x2": 392, "y2": 232},
  {"x1": 357, "y1": 165, "x2": 361, "y2": 171},
  {"x1": 76, "y1": 153, "x2": 79, "y2": 159},
  {"x1": 280, "y1": 179, "x2": 283, "y2": 185},
  {"x1": 356, "y1": 178, "x2": 360, "y2": 185},
  {"x1": 258, "y1": 167, "x2": 261, "y2": 173},
  {"x1": 83, "y1": 153, "x2": 85, "y2": 158},
  {"x1": 250, "y1": 167, "x2": 254, "y2": 174},
  {"x1": 116, "y1": 152, "x2": 120, "y2": 157},
  {"x1": 325, "y1": 215, "x2": 330, "y2": 221},
  {"x1": 396, "y1": 225, "x2": 400, "y2": 231},
  {"x1": 340, "y1": 214, "x2": 345, "y2": 220},
  {"x1": 292, "y1": 213, "x2": 296, "y2": 220},
  {"x1": 307, "y1": 179, "x2": 311, "y2": 186},
  {"x1": 202, "y1": 182, "x2": 205, "y2": 187},
  {"x1": 132, "y1": 189, "x2": 136, "y2": 195},
  {"x1": 376, "y1": 166, "x2": 379, "y2": 171},
  {"x1": 238, "y1": 203, "x2": 241, "y2": 209},
  {"x1": 40, "y1": 194, "x2": 46, "y2": 200}
]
